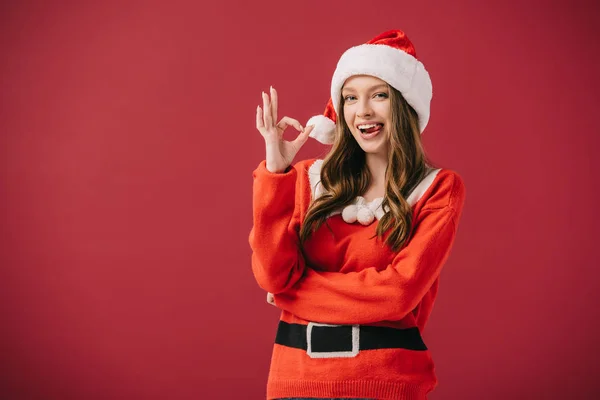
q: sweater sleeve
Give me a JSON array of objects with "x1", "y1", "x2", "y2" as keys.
[
  {"x1": 271, "y1": 206, "x2": 460, "y2": 324},
  {"x1": 248, "y1": 160, "x2": 307, "y2": 294}
]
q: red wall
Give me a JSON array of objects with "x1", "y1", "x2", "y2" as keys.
[{"x1": 1, "y1": 1, "x2": 599, "y2": 399}]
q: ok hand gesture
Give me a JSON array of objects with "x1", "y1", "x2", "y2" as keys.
[{"x1": 256, "y1": 86, "x2": 314, "y2": 173}]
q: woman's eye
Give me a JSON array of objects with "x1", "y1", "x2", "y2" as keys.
[{"x1": 344, "y1": 93, "x2": 387, "y2": 102}]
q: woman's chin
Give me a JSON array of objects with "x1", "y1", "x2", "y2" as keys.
[
  {"x1": 356, "y1": 135, "x2": 387, "y2": 154},
  {"x1": 362, "y1": 147, "x2": 387, "y2": 156}
]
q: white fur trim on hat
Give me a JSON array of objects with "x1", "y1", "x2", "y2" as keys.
[
  {"x1": 306, "y1": 114, "x2": 336, "y2": 145},
  {"x1": 331, "y1": 44, "x2": 433, "y2": 133}
]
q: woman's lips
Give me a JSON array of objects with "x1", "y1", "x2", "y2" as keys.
[
  {"x1": 356, "y1": 122, "x2": 383, "y2": 131},
  {"x1": 360, "y1": 124, "x2": 383, "y2": 139}
]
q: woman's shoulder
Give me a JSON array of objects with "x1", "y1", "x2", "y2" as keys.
[
  {"x1": 291, "y1": 158, "x2": 322, "y2": 173},
  {"x1": 418, "y1": 167, "x2": 466, "y2": 215},
  {"x1": 291, "y1": 158, "x2": 324, "y2": 200},
  {"x1": 290, "y1": 157, "x2": 323, "y2": 180}
]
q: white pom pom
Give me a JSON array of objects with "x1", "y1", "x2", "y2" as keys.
[
  {"x1": 357, "y1": 207, "x2": 375, "y2": 225},
  {"x1": 306, "y1": 115, "x2": 336, "y2": 145},
  {"x1": 342, "y1": 205, "x2": 358, "y2": 223}
]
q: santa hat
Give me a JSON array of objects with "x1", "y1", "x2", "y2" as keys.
[{"x1": 306, "y1": 29, "x2": 433, "y2": 145}]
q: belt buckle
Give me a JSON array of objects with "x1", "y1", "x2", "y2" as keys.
[{"x1": 306, "y1": 322, "x2": 360, "y2": 359}]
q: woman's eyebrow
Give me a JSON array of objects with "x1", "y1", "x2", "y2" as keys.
[{"x1": 342, "y1": 84, "x2": 388, "y2": 92}]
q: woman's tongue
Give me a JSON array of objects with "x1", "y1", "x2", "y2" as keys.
[{"x1": 363, "y1": 124, "x2": 382, "y2": 134}]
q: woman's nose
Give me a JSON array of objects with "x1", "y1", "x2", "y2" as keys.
[{"x1": 357, "y1": 100, "x2": 373, "y2": 118}]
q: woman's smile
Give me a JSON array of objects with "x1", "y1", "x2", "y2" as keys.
[{"x1": 358, "y1": 123, "x2": 384, "y2": 139}]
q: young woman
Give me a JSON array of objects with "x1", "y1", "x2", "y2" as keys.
[{"x1": 249, "y1": 29, "x2": 466, "y2": 400}]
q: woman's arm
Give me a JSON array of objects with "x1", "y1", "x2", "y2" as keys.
[
  {"x1": 250, "y1": 87, "x2": 315, "y2": 294},
  {"x1": 272, "y1": 205, "x2": 461, "y2": 324},
  {"x1": 248, "y1": 159, "x2": 309, "y2": 294}
]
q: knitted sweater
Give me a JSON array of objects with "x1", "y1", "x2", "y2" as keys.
[{"x1": 249, "y1": 158, "x2": 466, "y2": 400}]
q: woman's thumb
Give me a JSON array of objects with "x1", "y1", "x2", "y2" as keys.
[
  {"x1": 294, "y1": 125, "x2": 313, "y2": 147},
  {"x1": 302, "y1": 125, "x2": 315, "y2": 141}
]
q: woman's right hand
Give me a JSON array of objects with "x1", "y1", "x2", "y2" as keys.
[{"x1": 256, "y1": 86, "x2": 314, "y2": 173}]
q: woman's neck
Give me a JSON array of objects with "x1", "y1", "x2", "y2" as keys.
[{"x1": 364, "y1": 153, "x2": 388, "y2": 199}]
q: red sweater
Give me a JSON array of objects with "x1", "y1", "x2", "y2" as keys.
[{"x1": 249, "y1": 158, "x2": 466, "y2": 400}]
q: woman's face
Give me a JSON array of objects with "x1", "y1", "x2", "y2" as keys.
[{"x1": 341, "y1": 75, "x2": 391, "y2": 157}]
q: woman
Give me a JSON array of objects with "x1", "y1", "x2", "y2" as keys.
[{"x1": 249, "y1": 29, "x2": 466, "y2": 400}]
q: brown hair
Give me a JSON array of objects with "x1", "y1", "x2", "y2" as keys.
[{"x1": 299, "y1": 84, "x2": 439, "y2": 252}]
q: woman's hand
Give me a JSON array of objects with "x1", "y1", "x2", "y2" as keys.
[
  {"x1": 256, "y1": 86, "x2": 314, "y2": 173},
  {"x1": 266, "y1": 292, "x2": 276, "y2": 306}
]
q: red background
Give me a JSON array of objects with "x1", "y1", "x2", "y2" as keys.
[{"x1": 1, "y1": 1, "x2": 599, "y2": 399}]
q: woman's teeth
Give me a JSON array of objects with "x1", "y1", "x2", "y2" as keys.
[
  {"x1": 358, "y1": 123, "x2": 379, "y2": 131},
  {"x1": 358, "y1": 123, "x2": 383, "y2": 134}
]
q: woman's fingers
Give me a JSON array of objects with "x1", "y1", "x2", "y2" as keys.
[
  {"x1": 276, "y1": 116, "x2": 303, "y2": 133},
  {"x1": 260, "y1": 88, "x2": 280, "y2": 131},
  {"x1": 256, "y1": 105, "x2": 264, "y2": 131},
  {"x1": 262, "y1": 92, "x2": 272, "y2": 129},
  {"x1": 258, "y1": 90, "x2": 306, "y2": 146},
  {"x1": 270, "y1": 86, "x2": 278, "y2": 124},
  {"x1": 293, "y1": 125, "x2": 314, "y2": 146}
]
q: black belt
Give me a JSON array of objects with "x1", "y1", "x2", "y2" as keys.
[{"x1": 275, "y1": 321, "x2": 427, "y2": 358}]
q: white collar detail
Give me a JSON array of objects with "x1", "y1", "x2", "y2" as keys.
[{"x1": 307, "y1": 159, "x2": 441, "y2": 226}]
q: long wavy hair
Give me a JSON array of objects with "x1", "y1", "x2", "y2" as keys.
[{"x1": 298, "y1": 84, "x2": 439, "y2": 252}]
